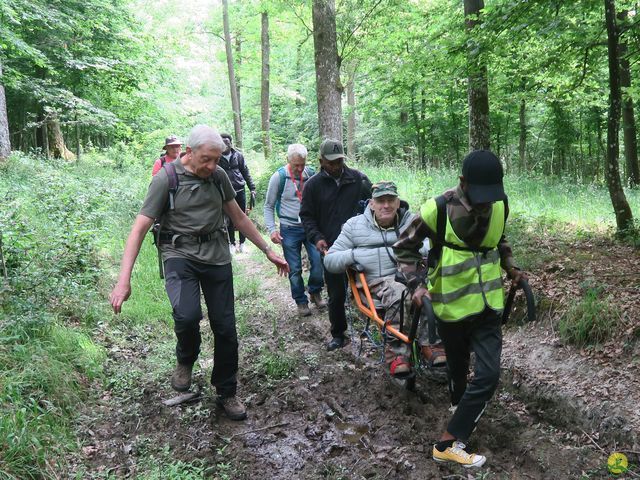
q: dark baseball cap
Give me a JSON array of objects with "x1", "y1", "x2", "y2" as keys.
[
  {"x1": 462, "y1": 150, "x2": 506, "y2": 204},
  {"x1": 320, "y1": 138, "x2": 345, "y2": 161}
]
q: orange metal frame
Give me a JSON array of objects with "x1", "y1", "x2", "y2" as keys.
[{"x1": 347, "y1": 269, "x2": 411, "y2": 345}]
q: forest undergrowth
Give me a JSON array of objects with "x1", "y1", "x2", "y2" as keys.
[{"x1": 0, "y1": 152, "x2": 639, "y2": 479}]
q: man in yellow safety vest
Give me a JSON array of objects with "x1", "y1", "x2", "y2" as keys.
[{"x1": 393, "y1": 150, "x2": 526, "y2": 469}]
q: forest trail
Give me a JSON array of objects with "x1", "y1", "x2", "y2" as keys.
[{"x1": 68, "y1": 242, "x2": 639, "y2": 479}]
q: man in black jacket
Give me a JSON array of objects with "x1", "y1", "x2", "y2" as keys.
[
  {"x1": 220, "y1": 134, "x2": 256, "y2": 253},
  {"x1": 300, "y1": 138, "x2": 372, "y2": 351}
]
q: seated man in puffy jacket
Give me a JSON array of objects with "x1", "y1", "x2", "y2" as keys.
[{"x1": 323, "y1": 181, "x2": 445, "y2": 377}]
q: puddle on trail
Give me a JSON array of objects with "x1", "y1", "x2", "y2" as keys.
[{"x1": 334, "y1": 420, "x2": 370, "y2": 444}]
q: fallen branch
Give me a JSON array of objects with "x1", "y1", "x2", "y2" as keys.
[
  {"x1": 580, "y1": 428, "x2": 606, "y2": 454},
  {"x1": 226, "y1": 421, "x2": 290, "y2": 441},
  {"x1": 162, "y1": 391, "x2": 201, "y2": 407}
]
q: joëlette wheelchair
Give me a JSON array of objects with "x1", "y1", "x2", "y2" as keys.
[{"x1": 346, "y1": 263, "x2": 536, "y2": 391}]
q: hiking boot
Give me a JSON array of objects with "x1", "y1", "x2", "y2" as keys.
[
  {"x1": 309, "y1": 292, "x2": 327, "y2": 309},
  {"x1": 217, "y1": 396, "x2": 247, "y2": 421},
  {"x1": 170, "y1": 363, "x2": 193, "y2": 392},
  {"x1": 297, "y1": 303, "x2": 312, "y2": 317},
  {"x1": 389, "y1": 355, "x2": 412, "y2": 378},
  {"x1": 326, "y1": 336, "x2": 349, "y2": 351},
  {"x1": 422, "y1": 342, "x2": 447, "y2": 367},
  {"x1": 433, "y1": 441, "x2": 486, "y2": 468}
]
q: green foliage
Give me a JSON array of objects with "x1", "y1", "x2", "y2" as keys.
[
  {"x1": 0, "y1": 152, "x2": 144, "y2": 479},
  {"x1": 256, "y1": 344, "x2": 297, "y2": 381},
  {"x1": 557, "y1": 287, "x2": 623, "y2": 347},
  {"x1": 1, "y1": 0, "x2": 159, "y2": 144}
]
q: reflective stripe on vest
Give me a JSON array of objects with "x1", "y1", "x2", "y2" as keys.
[{"x1": 422, "y1": 199, "x2": 506, "y2": 322}]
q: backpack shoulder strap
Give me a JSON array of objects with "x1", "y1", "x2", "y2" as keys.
[
  {"x1": 163, "y1": 162, "x2": 179, "y2": 210},
  {"x1": 277, "y1": 166, "x2": 288, "y2": 201},
  {"x1": 434, "y1": 194, "x2": 447, "y2": 245}
]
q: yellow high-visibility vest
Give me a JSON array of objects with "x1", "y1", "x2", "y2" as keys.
[{"x1": 421, "y1": 198, "x2": 506, "y2": 322}]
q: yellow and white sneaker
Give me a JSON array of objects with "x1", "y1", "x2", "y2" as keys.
[{"x1": 433, "y1": 441, "x2": 486, "y2": 468}]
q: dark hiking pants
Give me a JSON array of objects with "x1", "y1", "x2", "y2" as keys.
[
  {"x1": 437, "y1": 307, "x2": 502, "y2": 442},
  {"x1": 323, "y1": 266, "x2": 348, "y2": 338},
  {"x1": 164, "y1": 258, "x2": 238, "y2": 398},
  {"x1": 227, "y1": 189, "x2": 246, "y2": 245}
]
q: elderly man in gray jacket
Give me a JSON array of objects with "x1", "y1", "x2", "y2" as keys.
[
  {"x1": 323, "y1": 181, "x2": 444, "y2": 377},
  {"x1": 264, "y1": 144, "x2": 326, "y2": 317}
]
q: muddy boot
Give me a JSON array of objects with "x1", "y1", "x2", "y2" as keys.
[
  {"x1": 170, "y1": 362, "x2": 193, "y2": 392},
  {"x1": 309, "y1": 292, "x2": 327, "y2": 309},
  {"x1": 217, "y1": 395, "x2": 247, "y2": 421},
  {"x1": 297, "y1": 303, "x2": 312, "y2": 317}
]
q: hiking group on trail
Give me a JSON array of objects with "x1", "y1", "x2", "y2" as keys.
[{"x1": 109, "y1": 124, "x2": 527, "y2": 469}]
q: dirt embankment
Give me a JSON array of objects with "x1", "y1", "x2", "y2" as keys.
[{"x1": 70, "y1": 240, "x2": 639, "y2": 479}]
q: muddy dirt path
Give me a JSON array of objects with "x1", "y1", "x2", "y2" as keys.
[{"x1": 69, "y1": 245, "x2": 635, "y2": 479}]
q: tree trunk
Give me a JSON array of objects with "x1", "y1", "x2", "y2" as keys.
[
  {"x1": 222, "y1": 0, "x2": 243, "y2": 147},
  {"x1": 346, "y1": 65, "x2": 357, "y2": 159},
  {"x1": 235, "y1": 33, "x2": 242, "y2": 121},
  {"x1": 75, "y1": 113, "x2": 81, "y2": 161},
  {"x1": 312, "y1": 0, "x2": 343, "y2": 141},
  {"x1": 604, "y1": 0, "x2": 634, "y2": 232},
  {"x1": 464, "y1": 0, "x2": 490, "y2": 151},
  {"x1": 47, "y1": 115, "x2": 75, "y2": 160},
  {"x1": 260, "y1": 11, "x2": 272, "y2": 161},
  {"x1": 519, "y1": 98, "x2": 527, "y2": 172},
  {"x1": 618, "y1": 10, "x2": 640, "y2": 187},
  {"x1": 0, "y1": 60, "x2": 10, "y2": 161}
]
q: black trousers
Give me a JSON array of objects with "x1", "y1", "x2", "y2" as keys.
[
  {"x1": 228, "y1": 189, "x2": 246, "y2": 244},
  {"x1": 437, "y1": 308, "x2": 502, "y2": 442},
  {"x1": 164, "y1": 258, "x2": 238, "y2": 398},
  {"x1": 323, "y1": 266, "x2": 348, "y2": 338}
]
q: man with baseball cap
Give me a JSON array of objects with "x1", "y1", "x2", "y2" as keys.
[
  {"x1": 393, "y1": 150, "x2": 526, "y2": 468},
  {"x1": 152, "y1": 135, "x2": 182, "y2": 176},
  {"x1": 300, "y1": 138, "x2": 372, "y2": 351}
]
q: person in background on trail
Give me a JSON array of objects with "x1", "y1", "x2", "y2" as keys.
[
  {"x1": 152, "y1": 135, "x2": 182, "y2": 176},
  {"x1": 393, "y1": 150, "x2": 527, "y2": 468},
  {"x1": 109, "y1": 124, "x2": 289, "y2": 422},
  {"x1": 323, "y1": 181, "x2": 446, "y2": 377},
  {"x1": 264, "y1": 144, "x2": 327, "y2": 317},
  {"x1": 219, "y1": 133, "x2": 256, "y2": 254},
  {"x1": 300, "y1": 138, "x2": 372, "y2": 351}
]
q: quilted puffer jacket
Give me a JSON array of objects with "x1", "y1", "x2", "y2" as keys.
[{"x1": 324, "y1": 204, "x2": 428, "y2": 283}]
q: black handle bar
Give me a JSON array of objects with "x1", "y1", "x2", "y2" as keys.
[{"x1": 502, "y1": 278, "x2": 536, "y2": 324}]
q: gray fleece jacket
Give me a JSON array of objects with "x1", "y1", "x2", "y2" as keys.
[
  {"x1": 324, "y1": 206, "x2": 429, "y2": 283},
  {"x1": 263, "y1": 165, "x2": 315, "y2": 234}
]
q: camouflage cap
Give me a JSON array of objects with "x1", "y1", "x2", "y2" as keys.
[
  {"x1": 320, "y1": 138, "x2": 345, "y2": 161},
  {"x1": 371, "y1": 181, "x2": 398, "y2": 198}
]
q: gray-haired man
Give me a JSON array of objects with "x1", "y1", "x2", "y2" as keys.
[
  {"x1": 264, "y1": 144, "x2": 326, "y2": 317},
  {"x1": 109, "y1": 125, "x2": 289, "y2": 421}
]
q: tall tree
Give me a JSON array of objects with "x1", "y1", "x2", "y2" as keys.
[
  {"x1": 604, "y1": 0, "x2": 634, "y2": 232},
  {"x1": 464, "y1": 0, "x2": 490, "y2": 151},
  {"x1": 518, "y1": 97, "x2": 527, "y2": 171},
  {"x1": 346, "y1": 63, "x2": 357, "y2": 158},
  {"x1": 222, "y1": 0, "x2": 243, "y2": 147},
  {"x1": 0, "y1": 60, "x2": 10, "y2": 160},
  {"x1": 261, "y1": 10, "x2": 272, "y2": 160},
  {"x1": 312, "y1": 0, "x2": 343, "y2": 141},
  {"x1": 618, "y1": 9, "x2": 640, "y2": 187}
]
